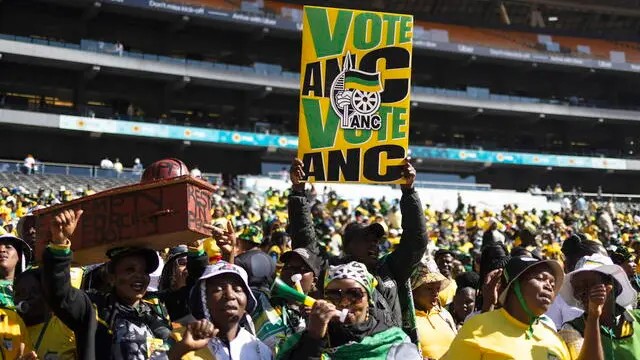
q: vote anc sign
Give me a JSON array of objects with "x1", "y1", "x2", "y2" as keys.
[{"x1": 298, "y1": 6, "x2": 413, "y2": 184}]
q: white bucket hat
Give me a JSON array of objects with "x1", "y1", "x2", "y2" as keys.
[
  {"x1": 559, "y1": 253, "x2": 637, "y2": 309},
  {"x1": 189, "y1": 262, "x2": 257, "y2": 321}
]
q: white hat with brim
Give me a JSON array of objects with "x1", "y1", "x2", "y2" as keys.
[
  {"x1": 498, "y1": 257, "x2": 564, "y2": 305},
  {"x1": 559, "y1": 254, "x2": 637, "y2": 309}
]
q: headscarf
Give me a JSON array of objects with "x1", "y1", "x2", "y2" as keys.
[{"x1": 325, "y1": 261, "x2": 377, "y2": 303}]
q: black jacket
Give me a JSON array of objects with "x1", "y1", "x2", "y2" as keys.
[
  {"x1": 288, "y1": 187, "x2": 428, "y2": 328},
  {"x1": 42, "y1": 247, "x2": 207, "y2": 360},
  {"x1": 277, "y1": 308, "x2": 417, "y2": 360}
]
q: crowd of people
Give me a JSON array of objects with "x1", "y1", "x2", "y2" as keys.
[{"x1": 0, "y1": 157, "x2": 639, "y2": 359}]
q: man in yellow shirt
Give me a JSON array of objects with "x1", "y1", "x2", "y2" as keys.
[
  {"x1": 442, "y1": 256, "x2": 605, "y2": 360},
  {"x1": 435, "y1": 249, "x2": 457, "y2": 306},
  {"x1": 14, "y1": 268, "x2": 77, "y2": 360}
]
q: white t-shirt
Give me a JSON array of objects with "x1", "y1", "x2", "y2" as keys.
[
  {"x1": 207, "y1": 328, "x2": 272, "y2": 360},
  {"x1": 101, "y1": 159, "x2": 114, "y2": 169},
  {"x1": 24, "y1": 156, "x2": 35, "y2": 169}
]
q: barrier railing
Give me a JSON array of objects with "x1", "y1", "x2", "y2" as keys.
[{"x1": 0, "y1": 159, "x2": 222, "y2": 184}]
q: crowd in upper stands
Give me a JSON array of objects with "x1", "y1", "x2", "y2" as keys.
[{"x1": 0, "y1": 157, "x2": 639, "y2": 359}]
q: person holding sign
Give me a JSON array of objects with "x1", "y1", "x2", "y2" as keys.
[
  {"x1": 41, "y1": 209, "x2": 210, "y2": 360},
  {"x1": 288, "y1": 158, "x2": 428, "y2": 331}
]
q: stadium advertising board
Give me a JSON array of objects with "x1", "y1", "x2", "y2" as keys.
[{"x1": 298, "y1": 6, "x2": 413, "y2": 184}]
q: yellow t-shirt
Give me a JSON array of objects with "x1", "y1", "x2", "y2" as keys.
[
  {"x1": 0, "y1": 308, "x2": 33, "y2": 359},
  {"x1": 28, "y1": 316, "x2": 77, "y2": 360},
  {"x1": 416, "y1": 307, "x2": 457, "y2": 359},
  {"x1": 441, "y1": 308, "x2": 572, "y2": 360},
  {"x1": 438, "y1": 280, "x2": 457, "y2": 307}
]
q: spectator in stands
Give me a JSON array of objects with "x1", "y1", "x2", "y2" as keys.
[
  {"x1": 157, "y1": 245, "x2": 192, "y2": 324},
  {"x1": 546, "y1": 234, "x2": 606, "y2": 330},
  {"x1": 126, "y1": 104, "x2": 134, "y2": 120},
  {"x1": 435, "y1": 249, "x2": 458, "y2": 306},
  {"x1": 14, "y1": 268, "x2": 77, "y2": 360},
  {"x1": 42, "y1": 209, "x2": 209, "y2": 360},
  {"x1": 288, "y1": 157, "x2": 427, "y2": 332},
  {"x1": 234, "y1": 224, "x2": 277, "y2": 307},
  {"x1": 179, "y1": 262, "x2": 272, "y2": 360},
  {"x1": 16, "y1": 214, "x2": 36, "y2": 262},
  {"x1": 99, "y1": 157, "x2": 113, "y2": 169},
  {"x1": 113, "y1": 158, "x2": 123, "y2": 173},
  {"x1": 609, "y1": 245, "x2": 640, "y2": 307},
  {"x1": 190, "y1": 166, "x2": 202, "y2": 179},
  {"x1": 449, "y1": 272, "x2": 480, "y2": 328},
  {"x1": 252, "y1": 247, "x2": 322, "y2": 352},
  {"x1": 0, "y1": 305, "x2": 36, "y2": 359},
  {"x1": 411, "y1": 259, "x2": 457, "y2": 359},
  {"x1": 132, "y1": 158, "x2": 143, "y2": 175},
  {"x1": 277, "y1": 261, "x2": 421, "y2": 360},
  {"x1": 443, "y1": 256, "x2": 605, "y2": 360},
  {"x1": 558, "y1": 254, "x2": 640, "y2": 359},
  {"x1": 0, "y1": 234, "x2": 32, "y2": 307},
  {"x1": 22, "y1": 154, "x2": 35, "y2": 175},
  {"x1": 114, "y1": 41, "x2": 123, "y2": 57}
]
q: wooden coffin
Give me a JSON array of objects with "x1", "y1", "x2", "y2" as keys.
[{"x1": 34, "y1": 176, "x2": 213, "y2": 265}]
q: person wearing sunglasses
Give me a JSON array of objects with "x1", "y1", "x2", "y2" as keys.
[
  {"x1": 252, "y1": 248, "x2": 323, "y2": 353},
  {"x1": 288, "y1": 158, "x2": 428, "y2": 334},
  {"x1": 277, "y1": 262, "x2": 421, "y2": 360},
  {"x1": 157, "y1": 245, "x2": 192, "y2": 324}
]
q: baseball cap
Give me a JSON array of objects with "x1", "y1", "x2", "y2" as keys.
[
  {"x1": 499, "y1": 256, "x2": 564, "y2": 305},
  {"x1": 343, "y1": 222, "x2": 385, "y2": 246},
  {"x1": 106, "y1": 247, "x2": 160, "y2": 274},
  {"x1": 166, "y1": 245, "x2": 188, "y2": 263},
  {"x1": 281, "y1": 248, "x2": 324, "y2": 276}
]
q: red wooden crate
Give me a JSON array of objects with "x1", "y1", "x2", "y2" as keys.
[{"x1": 34, "y1": 176, "x2": 214, "y2": 265}]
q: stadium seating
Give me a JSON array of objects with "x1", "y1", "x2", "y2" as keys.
[
  {"x1": 172, "y1": 0, "x2": 640, "y2": 64},
  {"x1": 3, "y1": 34, "x2": 626, "y2": 112},
  {"x1": 239, "y1": 176, "x2": 559, "y2": 212},
  {"x1": 0, "y1": 172, "x2": 137, "y2": 194}
]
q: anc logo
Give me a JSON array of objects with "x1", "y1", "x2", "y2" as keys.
[{"x1": 330, "y1": 53, "x2": 383, "y2": 131}]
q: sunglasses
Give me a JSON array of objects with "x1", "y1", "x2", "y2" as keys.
[
  {"x1": 175, "y1": 257, "x2": 188, "y2": 266},
  {"x1": 324, "y1": 288, "x2": 366, "y2": 304},
  {"x1": 282, "y1": 264, "x2": 312, "y2": 275}
]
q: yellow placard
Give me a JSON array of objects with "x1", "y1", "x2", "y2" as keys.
[{"x1": 298, "y1": 6, "x2": 413, "y2": 184}]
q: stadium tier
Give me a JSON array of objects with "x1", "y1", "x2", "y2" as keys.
[{"x1": 2, "y1": 0, "x2": 640, "y2": 194}]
